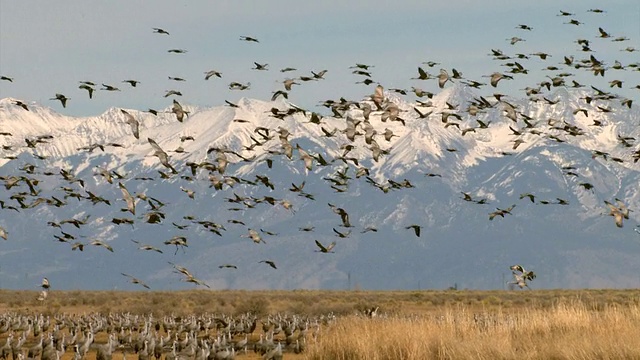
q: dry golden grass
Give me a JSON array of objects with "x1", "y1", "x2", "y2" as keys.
[
  {"x1": 4, "y1": 289, "x2": 640, "y2": 316},
  {"x1": 305, "y1": 301, "x2": 640, "y2": 360},
  {"x1": 2, "y1": 289, "x2": 640, "y2": 359}
]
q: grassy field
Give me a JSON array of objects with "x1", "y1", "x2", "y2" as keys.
[{"x1": 2, "y1": 289, "x2": 640, "y2": 359}]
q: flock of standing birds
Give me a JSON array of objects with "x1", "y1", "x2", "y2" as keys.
[
  {"x1": 0, "y1": 305, "x2": 325, "y2": 360},
  {"x1": 0, "y1": 6, "x2": 640, "y2": 300}
]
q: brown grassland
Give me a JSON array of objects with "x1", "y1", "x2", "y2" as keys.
[{"x1": 2, "y1": 289, "x2": 640, "y2": 359}]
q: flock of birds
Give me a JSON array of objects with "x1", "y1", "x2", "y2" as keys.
[
  {"x1": 0, "y1": 308, "x2": 333, "y2": 360},
  {"x1": 0, "y1": 6, "x2": 640, "y2": 291}
]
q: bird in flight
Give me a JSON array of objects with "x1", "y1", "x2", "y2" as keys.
[
  {"x1": 239, "y1": 35, "x2": 259, "y2": 42},
  {"x1": 153, "y1": 27, "x2": 170, "y2": 35},
  {"x1": 315, "y1": 239, "x2": 336, "y2": 253},
  {"x1": 604, "y1": 199, "x2": 630, "y2": 228},
  {"x1": 259, "y1": 260, "x2": 277, "y2": 269},
  {"x1": 405, "y1": 225, "x2": 422, "y2": 237},
  {"x1": 508, "y1": 264, "x2": 536, "y2": 290},
  {"x1": 90, "y1": 240, "x2": 114, "y2": 252},
  {"x1": 50, "y1": 93, "x2": 69, "y2": 108},
  {"x1": 121, "y1": 273, "x2": 151, "y2": 289}
]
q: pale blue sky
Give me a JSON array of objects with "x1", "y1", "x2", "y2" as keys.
[{"x1": 1, "y1": 0, "x2": 639, "y2": 116}]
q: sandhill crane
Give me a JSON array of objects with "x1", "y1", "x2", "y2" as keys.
[
  {"x1": 328, "y1": 204, "x2": 351, "y2": 227},
  {"x1": 101, "y1": 84, "x2": 120, "y2": 91},
  {"x1": 0, "y1": 334, "x2": 12, "y2": 360},
  {"x1": 370, "y1": 84, "x2": 385, "y2": 110},
  {"x1": 252, "y1": 62, "x2": 268, "y2": 70},
  {"x1": 0, "y1": 226, "x2": 7, "y2": 241},
  {"x1": 89, "y1": 240, "x2": 114, "y2": 252},
  {"x1": 314, "y1": 239, "x2": 336, "y2": 253},
  {"x1": 604, "y1": 199, "x2": 630, "y2": 228},
  {"x1": 412, "y1": 67, "x2": 432, "y2": 80},
  {"x1": 96, "y1": 333, "x2": 115, "y2": 360},
  {"x1": 485, "y1": 72, "x2": 513, "y2": 87},
  {"x1": 437, "y1": 69, "x2": 450, "y2": 88},
  {"x1": 259, "y1": 260, "x2": 277, "y2": 269},
  {"x1": 147, "y1": 138, "x2": 178, "y2": 173},
  {"x1": 242, "y1": 229, "x2": 265, "y2": 244},
  {"x1": 283, "y1": 78, "x2": 298, "y2": 91},
  {"x1": 204, "y1": 70, "x2": 222, "y2": 80},
  {"x1": 239, "y1": 35, "x2": 259, "y2": 42},
  {"x1": 296, "y1": 144, "x2": 314, "y2": 171},
  {"x1": 78, "y1": 84, "x2": 94, "y2": 98},
  {"x1": 405, "y1": 225, "x2": 422, "y2": 237},
  {"x1": 118, "y1": 182, "x2": 136, "y2": 215},
  {"x1": 49, "y1": 93, "x2": 69, "y2": 108},
  {"x1": 120, "y1": 110, "x2": 140, "y2": 139},
  {"x1": 489, "y1": 205, "x2": 516, "y2": 220},
  {"x1": 171, "y1": 99, "x2": 189, "y2": 122},
  {"x1": 121, "y1": 273, "x2": 150, "y2": 289},
  {"x1": 27, "y1": 335, "x2": 44, "y2": 359},
  {"x1": 508, "y1": 264, "x2": 536, "y2": 290},
  {"x1": 164, "y1": 236, "x2": 188, "y2": 254},
  {"x1": 153, "y1": 28, "x2": 170, "y2": 35}
]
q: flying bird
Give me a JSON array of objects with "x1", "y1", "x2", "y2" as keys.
[
  {"x1": 239, "y1": 35, "x2": 259, "y2": 42},
  {"x1": 314, "y1": 239, "x2": 336, "y2": 253},
  {"x1": 79, "y1": 84, "x2": 95, "y2": 99},
  {"x1": 121, "y1": 109, "x2": 140, "y2": 139},
  {"x1": 405, "y1": 225, "x2": 422, "y2": 237},
  {"x1": 508, "y1": 264, "x2": 536, "y2": 290},
  {"x1": 604, "y1": 199, "x2": 630, "y2": 228},
  {"x1": 121, "y1": 273, "x2": 151, "y2": 289},
  {"x1": 259, "y1": 260, "x2": 277, "y2": 269},
  {"x1": 153, "y1": 27, "x2": 170, "y2": 35},
  {"x1": 204, "y1": 70, "x2": 222, "y2": 80},
  {"x1": 50, "y1": 93, "x2": 69, "y2": 108},
  {"x1": 90, "y1": 240, "x2": 114, "y2": 252},
  {"x1": 118, "y1": 182, "x2": 136, "y2": 215}
]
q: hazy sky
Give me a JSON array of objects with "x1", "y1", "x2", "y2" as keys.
[{"x1": 1, "y1": 0, "x2": 639, "y2": 116}]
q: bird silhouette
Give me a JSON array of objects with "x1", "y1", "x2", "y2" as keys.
[{"x1": 315, "y1": 240, "x2": 336, "y2": 253}]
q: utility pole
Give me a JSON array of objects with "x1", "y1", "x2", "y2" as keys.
[{"x1": 347, "y1": 271, "x2": 351, "y2": 290}]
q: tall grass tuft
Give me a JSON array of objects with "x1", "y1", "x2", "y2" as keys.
[{"x1": 304, "y1": 301, "x2": 640, "y2": 359}]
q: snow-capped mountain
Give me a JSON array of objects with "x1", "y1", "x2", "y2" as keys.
[{"x1": 0, "y1": 84, "x2": 638, "y2": 291}]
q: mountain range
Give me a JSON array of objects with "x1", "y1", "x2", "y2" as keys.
[{"x1": 0, "y1": 83, "x2": 639, "y2": 291}]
